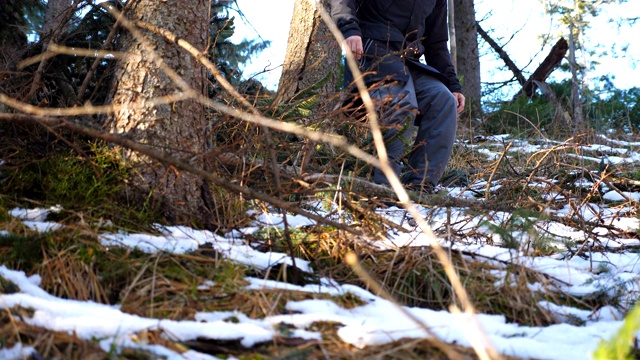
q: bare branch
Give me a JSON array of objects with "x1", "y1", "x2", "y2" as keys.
[
  {"x1": 476, "y1": 21, "x2": 527, "y2": 86},
  {"x1": 19, "y1": 43, "x2": 134, "y2": 69},
  {"x1": 315, "y1": 3, "x2": 500, "y2": 359}
]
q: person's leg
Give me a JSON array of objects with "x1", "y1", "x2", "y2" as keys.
[
  {"x1": 403, "y1": 71, "x2": 458, "y2": 188},
  {"x1": 369, "y1": 79, "x2": 419, "y2": 185}
]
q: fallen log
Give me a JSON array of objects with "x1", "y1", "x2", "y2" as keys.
[
  {"x1": 514, "y1": 37, "x2": 569, "y2": 100},
  {"x1": 476, "y1": 21, "x2": 568, "y2": 100}
]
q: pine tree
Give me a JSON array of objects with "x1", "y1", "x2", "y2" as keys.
[
  {"x1": 542, "y1": 0, "x2": 631, "y2": 133},
  {"x1": 209, "y1": 2, "x2": 270, "y2": 92},
  {"x1": 0, "y1": 0, "x2": 45, "y2": 70}
]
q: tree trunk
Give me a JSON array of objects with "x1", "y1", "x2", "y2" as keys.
[
  {"x1": 453, "y1": 0, "x2": 482, "y2": 118},
  {"x1": 569, "y1": 22, "x2": 585, "y2": 134},
  {"x1": 42, "y1": 0, "x2": 72, "y2": 38},
  {"x1": 447, "y1": 0, "x2": 457, "y2": 70},
  {"x1": 26, "y1": 0, "x2": 77, "y2": 100},
  {"x1": 108, "y1": 0, "x2": 210, "y2": 224},
  {"x1": 275, "y1": 0, "x2": 341, "y2": 105},
  {"x1": 276, "y1": 0, "x2": 342, "y2": 173}
]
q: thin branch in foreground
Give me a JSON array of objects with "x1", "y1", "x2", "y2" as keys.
[
  {"x1": 18, "y1": 44, "x2": 134, "y2": 69},
  {"x1": 315, "y1": 3, "x2": 500, "y2": 359}
]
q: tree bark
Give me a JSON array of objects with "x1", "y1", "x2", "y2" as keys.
[
  {"x1": 42, "y1": 0, "x2": 72, "y2": 38},
  {"x1": 275, "y1": 0, "x2": 341, "y2": 105},
  {"x1": 447, "y1": 0, "x2": 457, "y2": 70},
  {"x1": 568, "y1": 24, "x2": 584, "y2": 134},
  {"x1": 26, "y1": 0, "x2": 78, "y2": 101},
  {"x1": 275, "y1": 0, "x2": 341, "y2": 173},
  {"x1": 453, "y1": 0, "x2": 482, "y2": 117},
  {"x1": 108, "y1": 0, "x2": 210, "y2": 224}
]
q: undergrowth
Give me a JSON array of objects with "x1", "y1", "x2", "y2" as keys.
[
  {"x1": 2, "y1": 86, "x2": 640, "y2": 358},
  {"x1": 594, "y1": 301, "x2": 640, "y2": 360},
  {"x1": 483, "y1": 81, "x2": 640, "y2": 138},
  {"x1": 248, "y1": 226, "x2": 561, "y2": 327},
  {"x1": 0, "y1": 126, "x2": 165, "y2": 231}
]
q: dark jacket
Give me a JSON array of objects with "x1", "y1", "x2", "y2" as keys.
[{"x1": 330, "y1": 0, "x2": 462, "y2": 93}]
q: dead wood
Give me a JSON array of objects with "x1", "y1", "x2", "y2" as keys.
[
  {"x1": 476, "y1": 21, "x2": 568, "y2": 101},
  {"x1": 514, "y1": 38, "x2": 569, "y2": 100}
]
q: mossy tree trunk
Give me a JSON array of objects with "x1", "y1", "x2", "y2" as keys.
[{"x1": 108, "y1": 0, "x2": 211, "y2": 225}]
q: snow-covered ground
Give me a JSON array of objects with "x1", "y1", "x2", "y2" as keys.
[{"x1": 2, "y1": 133, "x2": 640, "y2": 359}]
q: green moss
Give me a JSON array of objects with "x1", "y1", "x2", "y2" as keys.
[
  {"x1": 0, "y1": 232, "x2": 47, "y2": 271},
  {"x1": 1, "y1": 143, "x2": 164, "y2": 230},
  {"x1": 483, "y1": 94, "x2": 556, "y2": 138}
]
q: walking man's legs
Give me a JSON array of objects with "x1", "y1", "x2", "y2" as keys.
[
  {"x1": 369, "y1": 80, "x2": 419, "y2": 185},
  {"x1": 367, "y1": 71, "x2": 457, "y2": 188},
  {"x1": 403, "y1": 70, "x2": 458, "y2": 188}
]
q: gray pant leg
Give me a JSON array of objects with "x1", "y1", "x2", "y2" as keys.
[
  {"x1": 403, "y1": 71, "x2": 458, "y2": 187},
  {"x1": 369, "y1": 81, "x2": 418, "y2": 185}
]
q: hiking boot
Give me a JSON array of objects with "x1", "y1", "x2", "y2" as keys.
[{"x1": 441, "y1": 169, "x2": 470, "y2": 187}]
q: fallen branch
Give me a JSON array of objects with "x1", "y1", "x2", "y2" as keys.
[
  {"x1": 513, "y1": 38, "x2": 569, "y2": 100},
  {"x1": 0, "y1": 112, "x2": 363, "y2": 236}
]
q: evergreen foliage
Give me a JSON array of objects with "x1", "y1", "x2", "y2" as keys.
[
  {"x1": 587, "y1": 77, "x2": 640, "y2": 132},
  {"x1": 593, "y1": 301, "x2": 640, "y2": 359},
  {"x1": 483, "y1": 78, "x2": 640, "y2": 136},
  {"x1": 0, "y1": 0, "x2": 45, "y2": 46},
  {"x1": 209, "y1": 2, "x2": 270, "y2": 92}
]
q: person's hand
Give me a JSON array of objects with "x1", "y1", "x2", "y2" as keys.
[
  {"x1": 453, "y1": 92, "x2": 465, "y2": 114},
  {"x1": 344, "y1": 35, "x2": 363, "y2": 60}
]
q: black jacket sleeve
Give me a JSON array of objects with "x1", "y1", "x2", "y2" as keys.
[
  {"x1": 329, "y1": 0, "x2": 362, "y2": 39},
  {"x1": 423, "y1": 0, "x2": 462, "y2": 93}
]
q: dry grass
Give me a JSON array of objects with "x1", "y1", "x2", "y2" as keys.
[{"x1": 299, "y1": 240, "x2": 560, "y2": 327}]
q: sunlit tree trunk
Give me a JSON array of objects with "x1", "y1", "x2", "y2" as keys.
[
  {"x1": 568, "y1": 22, "x2": 585, "y2": 134},
  {"x1": 275, "y1": 0, "x2": 342, "y2": 173},
  {"x1": 452, "y1": 0, "x2": 482, "y2": 118},
  {"x1": 275, "y1": 0, "x2": 341, "y2": 105},
  {"x1": 108, "y1": 0, "x2": 211, "y2": 224}
]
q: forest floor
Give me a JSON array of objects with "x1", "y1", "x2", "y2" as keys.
[{"x1": 1, "y1": 131, "x2": 640, "y2": 359}]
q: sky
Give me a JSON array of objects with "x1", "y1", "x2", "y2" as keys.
[
  {"x1": 2, "y1": 133, "x2": 640, "y2": 359},
  {"x1": 229, "y1": 0, "x2": 640, "y2": 93}
]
